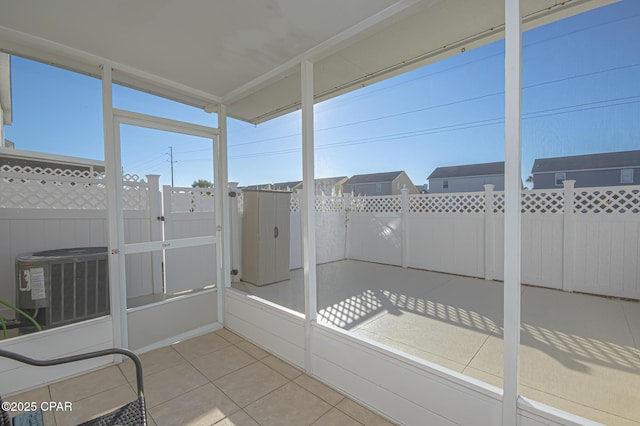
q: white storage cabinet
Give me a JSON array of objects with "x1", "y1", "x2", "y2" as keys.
[{"x1": 241, "y1": 190, "x2": 291, "y2": 285}]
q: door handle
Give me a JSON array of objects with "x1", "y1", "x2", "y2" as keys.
[{"x1": 274, "y1": 226, "x2": 279, "y2": 238}]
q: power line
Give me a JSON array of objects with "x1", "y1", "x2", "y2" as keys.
[
  {"x1": 167, "y1": 146, "x2": 177, "y2": 187},
  {"x1": 124, "y1": 152, "x2": 167, "y2": 170},
  {"x1": 229, "y1": 95, "x2": 640, "y2": 160},
  {"x1": 230, "y1": 62, "x2": 640, "y2": 149}
]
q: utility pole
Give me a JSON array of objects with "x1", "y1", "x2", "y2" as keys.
[{"x1": 167, "y1": 146, "x2": 177, "y2": 187}]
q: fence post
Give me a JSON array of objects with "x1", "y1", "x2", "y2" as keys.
[
  {"x1": 343, "y1": 192, "x2": 351, "y2": 260},
  {"x1": 562, "y1": 180, "x2": 576, "y2": 292},
  {"x1": 229, "y1": 182, "x2": 241, "y2": 282},
  {"x1": 401, "y1": 187, "x2": 409, "y2": 268},
  {"x1": 147, "y1": 175, "x2": 163, "y2": 294},
  {"x1": 484, "y1": 184, "x2": 495, "y2": 281}
]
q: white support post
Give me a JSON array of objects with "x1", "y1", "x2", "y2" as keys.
[
  {"x1": 147, "y1": 174, "x2": 164, "y2": 294},
  {"x1": 162, "y1": 185, "x2": 173, "y2": 240},
  {"x1": 562, "y1": 180, "x2": 576, "y2": 292},
  {"x1": 102, "y1": 64, "x2": 128, "y2": 349},
  {"x1": 503, "y1": 0, "x2": 522, "y2": 424},
  {"x1": 484, "y1": 184, "x2": 495, "y2": 281},
  {"x1": 0, "y1": 107, "x2": 4, "y2": 147},
  {"x1": 343, "y1": 192, "x2": 351, "y2": 260},
  {"x1": 301, "y1": 60, "x2": 317, "y2": 373},
  {"x1": 215, "y1": 105, "x2": 231, "y2": 326},
  {"x1": 401, "y1": 187, "x2": 410, "y2": 268}
]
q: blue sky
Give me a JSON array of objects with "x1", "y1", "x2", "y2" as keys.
[{"x1": 4, "y1": 0, "x2": 639, "y2": 189}]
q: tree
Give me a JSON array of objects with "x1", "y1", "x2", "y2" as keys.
[
  {"x1": 192, "y1": 179, "x2": 213, "y2": 188},
  {"x1": 525, "y1": 175, "x2": 533, "y2": 189}
]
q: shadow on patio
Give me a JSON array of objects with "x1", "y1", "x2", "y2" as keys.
[{"x1": 233, "y1": 259, "x2": 640, "y2": 425}]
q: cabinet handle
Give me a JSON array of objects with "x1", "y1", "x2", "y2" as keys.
[{"x1": 274, "y1": 226, "x2": 279, "y2": 238}]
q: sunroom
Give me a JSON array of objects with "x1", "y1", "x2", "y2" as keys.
[{"x1": 0, "y1": 0, "x2": 638, "y2": 425}]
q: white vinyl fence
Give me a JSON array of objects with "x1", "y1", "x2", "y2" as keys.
[
  {"x1": 162, "y1": 185, "x2": 216, "y2": 294},
  {"x1": 2, "y1": 164, "x2": 638, "y2": 322},
  {"x1": 0, "y1": 165, "x2": 217, "y2": 319},
  {"x1": 344, "y1": 182, "x2": 640, "y2": 300}
]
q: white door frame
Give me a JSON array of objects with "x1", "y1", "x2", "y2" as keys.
[{"x1": 105, "y1": 106, "x2": 220, "y2": 349}]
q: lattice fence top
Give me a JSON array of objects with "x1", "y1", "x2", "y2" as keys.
[
  {"x1": 0, "y1": 165, "x2": 149, "y2": 210},
  {"x1": 290, "y1": 194, "x2": 299, "y2": 212},
  {"x1": 492, "y1": 192, "x2": 505, "y2": 213},
  {"x1": 574, "y1": 187, "x2": 640, "y2": 214},
  {"x1": 409, "y1": 193, "x2": 485, "y2": 213},
  {"x1": 351, "y1": 195, "x2": 402, "y2": 213},
  {"x1": 170, "y1": 187, "x2": 215, "y2": 213},
  {"x1": 229, "y1": 186, "x2": 639, "y2": 215},
  {"x1": 315, "y1": 196, "x2": 344, "y2": 213},
  {"x1": 520, "y1": 189, "x2": 564, "y2": 214}
]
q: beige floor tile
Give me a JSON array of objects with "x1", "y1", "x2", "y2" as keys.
[
  {"x1": 312, "y1": 408, "x2": 363, "y2": 426},
  {"x1": 147, "y1": 411, "x2": 158, "y2": 426},
  {"x1": 217, "y1": 328, "x2": 245, "y2": 344},
  {"x1": 522, "y1": 287, "x2": 633, "y2": 347},
  {"x1": 622, "y1": 300, "x2": 640, "y2": 356},
  {"x1": 214, "y1": 410, "x2": 259, "y2": 426},
  {"x1": 353, "y1": 329, "x2": 467, "y2": 373},
  {"x1": 521, "y1": 384, "x2": 640, "y2": 426},
  {"x1": 293, "y1": 375, "x2": 344, "y2": 406},
  {"x1": 119, "y1": 346, "x2": 185, "y2": 382},
  {"x1": 336, "y1": 398, "x2": 396, "y2": 426},
  {"x1": 358, "y1": 308, "x2": 493, "y2": 366},
  {"x1": 144, "y1": 362, "x2": 209, "y2": 408},
  {"x1": 460, "y1": 366, "x2": 503, "y2": 388},
  {"x1": 149, "y1": 383, "x2": 239, "y2": 426},
  {"x1": 53, "y1": 383, "x2": 137, "y2": 425},
  {"x1": 172, "y1": 332, "x2": 233, "y2": 361},
  {"x1": 235, "y1": 341, "x2": 269, "y2": 360},
  {"x1": 4, "y1": 385, "x2": 56, "y2": 425},
  {"x1": 465, "y1": 334, "x2": 503, "y2": 377},
  {"x1": 49, "y1": 365, "x2": 127, "y2": 402},
  {"x1": 189, "y1": 345, "x2": 257, "y2": 381},
  {"x1": 260, "y1": 355, "x2": 303, "y2": 380},
  {"x1": 469, "y1": 333, "x2": 640, "y2": 423},
  {"x1": 245, "y1": 382, "x2": 331, "y2": 426},
  {"x1": 213, "y1": 362, "x2": 288, "y2": 407}
]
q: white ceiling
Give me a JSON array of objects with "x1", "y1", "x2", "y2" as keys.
[{"x1": 0, "y1": 0, "x2": 615, "y2": 124}]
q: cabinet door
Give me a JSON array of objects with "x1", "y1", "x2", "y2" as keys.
[
  {"x1": 273, "y1": 192, "x2": 291, "y2": 283},
  {"x1": 241, "y1": 192, "x2": 259, "y2": 285},
  {"x1": 258, "y1": 192, "x2": 276, "y2": 284}
]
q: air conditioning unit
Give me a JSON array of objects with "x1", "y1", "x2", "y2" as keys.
[{"x1": 16, "y1": 247, "x2": 109, "y2": 328}]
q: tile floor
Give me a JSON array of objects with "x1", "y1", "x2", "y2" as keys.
[
  {"x1": 233, "y1": 259, "x2": 640, "y2": 426},
  {"x1": 4, "y1": 328, "x2": 396, "y2": 426}
]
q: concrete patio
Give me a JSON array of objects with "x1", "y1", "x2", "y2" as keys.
[
  {"x1": 4, "y1": 328, "x2": 395, "y2": 426},
  {"x1": 232, "y1": 260, "x2": 640, "y2": 425}
]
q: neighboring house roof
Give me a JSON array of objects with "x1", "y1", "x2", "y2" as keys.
[
  {"x1": 296, "y1": 176, "x2": 348, "y2": 188},
  {"x1": 531, "y1": 150, "x2": 640, "y2": 174},
  {"x1": 428, "y1": 161, "x2": 504, "y2": 179},
  {"x1": 242, "y1": 180, "x2": 301, "y2": 191},
  {"x1": 343, "y1": 171, "x2": 404, "y2": 185},
  {"x1": 0, "y1": 147, "x2": 105, "y2": 173}
]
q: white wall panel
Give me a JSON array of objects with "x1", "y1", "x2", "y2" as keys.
[
  {"x1": 225, "y1": 289, "x2": 305, "y2": 368},
  {"x1": 127, "y1": 290, "x2": 217, "y2": 351},
  {"x1": 346, "y1": 213, "x2": 402, "y2": 266},
  {"x1": 0, "y1": 317, "x2": 114, "y2": 395}
]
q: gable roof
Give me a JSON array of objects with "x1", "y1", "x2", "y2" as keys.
[
  {"x1": 243, "y1": 180, "x2": 301, "y2": 191},
  {"x1": 428, "y1": 161, "x2": 504, "y2": 179},
  {"x1": 297, "y1": 176, "x2": 348, "y2": 188},
  {"x1": 531, "y1": 150, "x2": 640, "y2": 174},
  {"x1": 343, "y1": 171, "x2": 404, "y2": 185},
  {"x1": 0, "y1": 1, "x2": 612, "y2": 124}
]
